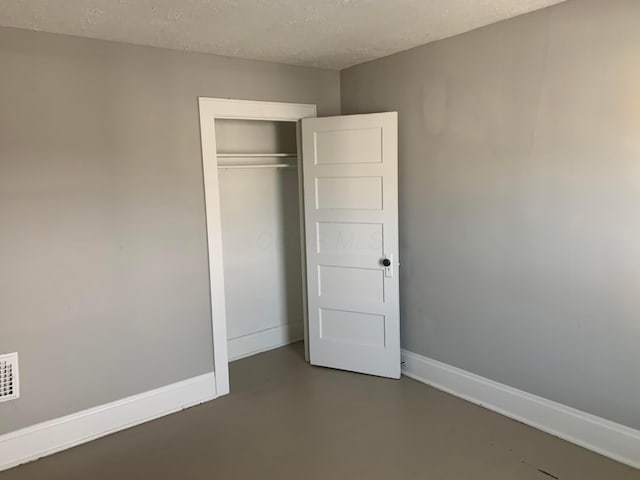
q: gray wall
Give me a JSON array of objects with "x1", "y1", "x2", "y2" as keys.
[
  {"x1": 0, "y1": 26, "x2": 339, "y2": 434},
  {"x1": 341, "y1": 0, "x2": 640, "y2": 429}
]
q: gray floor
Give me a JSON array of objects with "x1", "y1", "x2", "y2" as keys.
[{"x1": 2, "y1": 343, "x2": 638, "y2": 479}]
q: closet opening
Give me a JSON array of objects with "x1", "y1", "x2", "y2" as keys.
[
  {"x1": 200, "y1": 98, "x2": 399, "y2": 397},
  {"x1": 199, "y1": 99, "x2": 317, "y2": 397},
  {"x1": 215, "y1": 118, "x2": 305, "y2": 392}
]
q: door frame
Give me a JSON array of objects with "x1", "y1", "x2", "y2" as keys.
[{"x1": 198, "y1": 97, "x2": 317, "y2": 397}]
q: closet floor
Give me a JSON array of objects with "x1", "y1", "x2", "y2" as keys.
[{"x1": 2, "y1": 343, "x2": 637, "y2": 479}]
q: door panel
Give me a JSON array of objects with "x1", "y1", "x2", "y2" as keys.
[
  {"x1": 315, "y1": 176, "x2": 383, "y2": 210},
  {"x1": 301, "y1": 112, "x2": 399, "y2": 379},
  {"x1": 314, "y1": 127, "x2": 383, "y2": 165},
  {"x1": 318, "y1": 265, "x2": 385, "y2": 303},
  {"x1": 316, "y1": 222, "x2": 384, "y2": 257},
  {"x1": 319, "y1": 309, "x2": 386, "y2": 347}
]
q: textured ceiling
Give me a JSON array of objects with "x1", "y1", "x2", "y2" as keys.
[{"x1": 0, "y1": 0, "x2": 565, "y2": 69}]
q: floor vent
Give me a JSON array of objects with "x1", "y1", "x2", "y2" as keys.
[{"x1": 0, "y1": 353, "x2": 19, "y2": 402}]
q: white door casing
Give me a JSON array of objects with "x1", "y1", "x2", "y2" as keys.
[
  {"x1": 301, "y1": 112, "x2": 400, "y2": 379},
  {"x1": 198, "y1": 98, "x2": 317, "y2": 397}
]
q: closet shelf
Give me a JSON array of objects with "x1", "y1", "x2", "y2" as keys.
[
  {"x1": 216, "y1": 153, "x2": 298, "y2": 158},
  {"x1": 217, "y1": 163, "x2": 296, "y2": 169}
]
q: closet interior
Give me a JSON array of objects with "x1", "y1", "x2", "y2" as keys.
[{"x1": 215, "y1": 119, "x2": 304, "y2": 363}]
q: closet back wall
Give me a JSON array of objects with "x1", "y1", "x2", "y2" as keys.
[
  {"x1": 216, "y1": 120, "x2": 304, "y2": 358},
  {"x1": 0, "y1": 26, "x2": 340, "y2": 435}
]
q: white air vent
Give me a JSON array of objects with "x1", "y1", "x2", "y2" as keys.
[{"x1": 0, "y1": 353, "x2": 19, "y2": 402}]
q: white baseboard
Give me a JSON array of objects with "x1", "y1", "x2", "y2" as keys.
[
  {"x1": 0, "y1": 372, "x2": 216, "y2": 472},
  {"x1": 401, "y1": 350, "x2": 639, "y2": 469},
  {"x1": 228, "y1": 322, "x2": 303, "y2": 361}
]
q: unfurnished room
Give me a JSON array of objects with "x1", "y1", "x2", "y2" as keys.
[{"x1": 0, "y1": 0, "x2": 639, "y2": 478}]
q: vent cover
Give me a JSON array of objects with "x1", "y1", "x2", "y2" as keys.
[{"x1": 0, "y1": 353, "x2": 19, "y2": 402}]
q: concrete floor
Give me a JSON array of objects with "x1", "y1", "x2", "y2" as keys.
[{"x1": 2, "y1": 343, "x2": 638, "y2": 479}]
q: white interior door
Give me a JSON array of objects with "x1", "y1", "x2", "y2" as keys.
[{"x1": 301, "y1": 112, "x2": 400, "y2": 379}]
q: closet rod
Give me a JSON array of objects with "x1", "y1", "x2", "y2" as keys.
[
  {"x1": 216, "y1": 153, "x2": 298, "y2": 158},
  {"x1": 217, "y1": 163, "x2": 296, "y2": 169}
]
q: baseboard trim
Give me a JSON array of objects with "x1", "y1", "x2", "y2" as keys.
[
  {"x1": 0, "y1": 372, "x2": 216, "y2": 472},
  {"x1": 228, "y1": 322, "x2": 303, "y2": 361},
  {"x1": 401, "y1": 350, "x2": 640, "y2": 469}
]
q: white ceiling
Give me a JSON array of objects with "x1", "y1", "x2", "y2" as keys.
[{"x1": 0, "y1": 0, "x2": 565, "y2": 70}]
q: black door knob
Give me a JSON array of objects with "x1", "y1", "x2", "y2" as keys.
[{"x1": 382, "y1": 258, "x2": 391, "y2": 267}]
